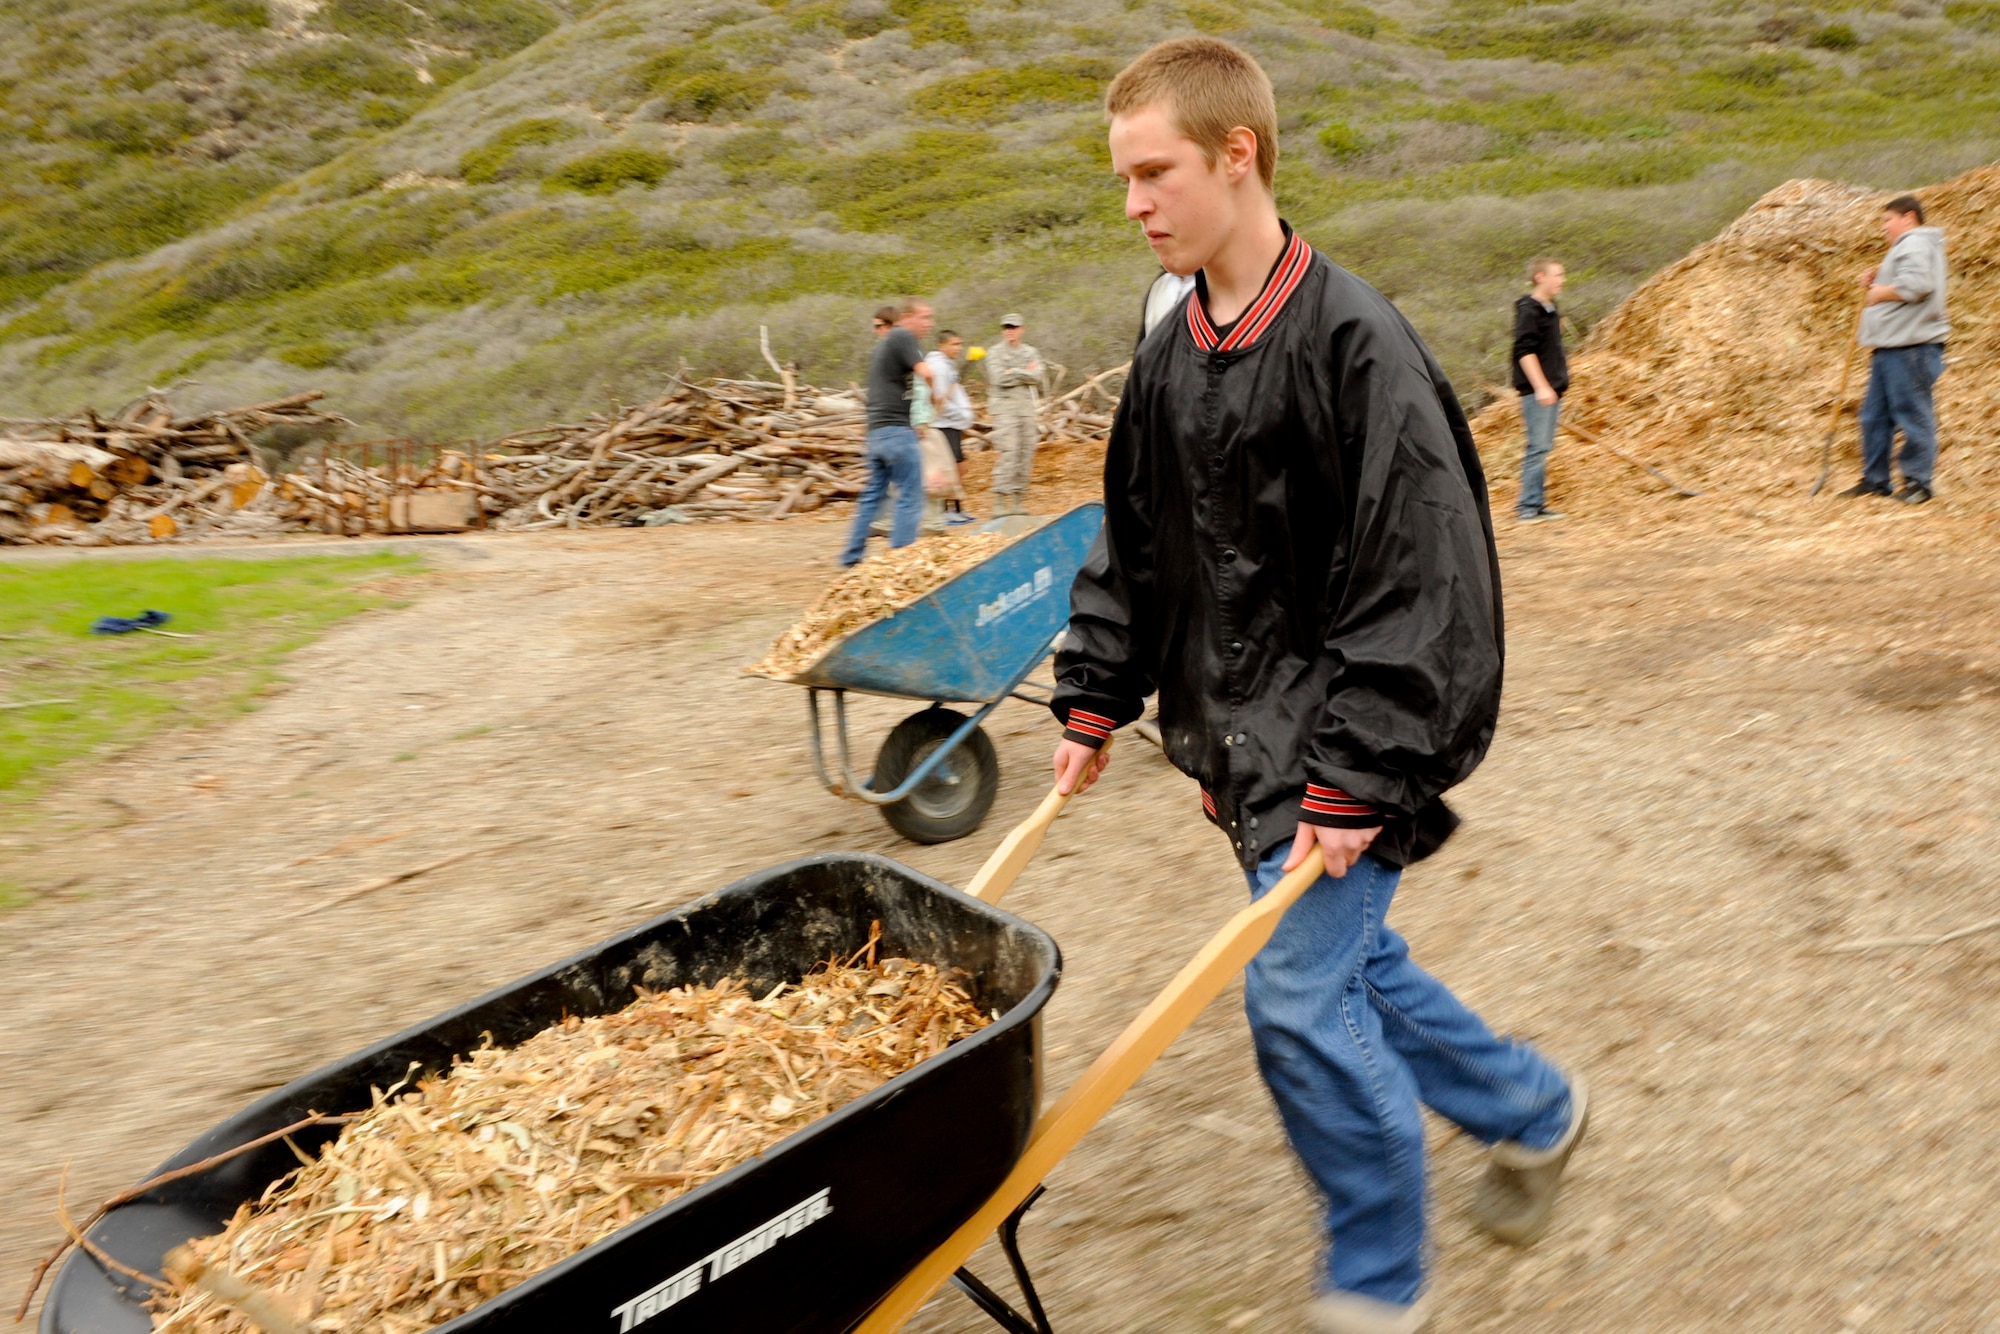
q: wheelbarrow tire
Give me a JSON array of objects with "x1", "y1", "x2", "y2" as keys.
[{"x1": 874, "y1": 707, "x2": 1001, "y2": 844}]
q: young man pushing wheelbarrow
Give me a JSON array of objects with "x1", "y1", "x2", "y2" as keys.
[{"x1": 1049, "y1": 38, "x2": 1588, "y2": 1334}]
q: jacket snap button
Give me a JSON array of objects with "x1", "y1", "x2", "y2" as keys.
[
  {"x1": 1228, "y1": 641, "x2": 1243, "y2": 654},
  {"x1": 1222, "y1": 549, "x2": 1237, "y2": 562},
  {"x1": 1234, "y1": 732, "x2": 1248, "y2": 744},
  {"x1": 1249, "y1": 817, "x2": 1259, "y2": 829}
]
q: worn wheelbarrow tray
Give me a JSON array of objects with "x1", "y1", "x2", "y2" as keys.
[
  {"x1": 43, "y1": 854, "x2": 1060, "y2": 1334},
  {"x1": 788, "y1": 503, "x2": 1103, "y2": 702},
  {"x1": 779, "y1": 503, "x2": 1103, "y2": 844}
]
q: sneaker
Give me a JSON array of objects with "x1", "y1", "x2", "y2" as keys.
[
  {"x1": 1306, "y1": 1291, "x2": 1431, "y2": 1334},
  {"x1": 943, "y1": 510, "x2": 980, "y2": 525},
  {"x1": 1517, "y1": 508, "x2": 1566, "y2": 523},
  {"x1": 1895, "y1": 483, "x2": 1932, "y2": 505},
  {"x1": 1837, "y1": 482, "x2": 1891, "y2": 498},
  {"x1": 1473, "y1": 1071, "x2": 1590, "y2": 1247}
]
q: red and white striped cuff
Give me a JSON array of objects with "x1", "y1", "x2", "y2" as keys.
[
  {"x1": 1061, "y1": 708, "x2": 1116, "y2": 748},
  {"x1": 1299, "y1": 782, "x2": 1379, "y2": 828},
  {"x1": 1201, "y1": 788, "x2": 1217, "y2": 819}
]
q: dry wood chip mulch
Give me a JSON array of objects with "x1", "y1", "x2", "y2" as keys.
[
  {"x1": 746, "y1": 526, "x2": 1027, "y2": 680},
  {"x1": 147, "y1": 939, "x2": 990, "y2": 1333}
]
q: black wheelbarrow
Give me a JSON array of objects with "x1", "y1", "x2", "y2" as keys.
[{"x1": 36, "y1": 787, "x2": 1333, "y2": 1334}]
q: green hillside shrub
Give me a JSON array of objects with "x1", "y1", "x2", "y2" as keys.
[
  {"x1": 1946, "y1": 2, "x2": 2000, "y2": 33},
  {"x1": 1290, "y1": 1, "x2": 1387, "y2": 39},
  {"x1": 1183, "y1": 1, "x2": 1246, "y2": 33},
  {"x1": 635, "y1": 48, "x2": 781, "y2": 121},
  {"x1": 891, "y1": 0, "x2": 975, "y2": 47},
  {"x1": 1809, "y1": 23, "x2": 1861, "y2": 50},
  {"x1": 460, "y1": 116, "x2": 581, "y2": 183},
  {"x1": 252, "y1": 39, "x2": 418, "y2": 98},
  {"x1": 543, "y1": 146, "x2": 675, "y2": 194},
  {"x1": 64, "y1": 97, "x2": 198, "y2": 154},
  {"x1": 0, "y1": 161, "x2": 275, "y2": 309},
  {"x1": 1421, "y1": 10, "x2": 1670, "y2": 63},
  {"x1": 911, "y1": 58, "x2": 1113, "y2": 120},
  {"x1": 184, "y1": 0, "x2": 268, "y2": 30},
  {"x1": 320, "y1": 0, "x2": 561, "y2": 56}
]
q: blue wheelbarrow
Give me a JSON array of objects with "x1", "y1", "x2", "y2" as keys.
[{"x1": 771, "y1": 503, "x2": 1103, "y2": 845}]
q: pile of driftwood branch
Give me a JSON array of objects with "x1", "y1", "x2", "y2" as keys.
[
  {"x1": 475, "y1": 373, "x2": 876, "y2": 530},
  {"x1": 1040, "y1": 362, "x2": 1127, "y2": 443},
  {"x1": 0, "y1": 393, "x2": 344, "y2": 545},
  {"x1": 1, "y1": 359, "x2": 1115, "y2": 544}
]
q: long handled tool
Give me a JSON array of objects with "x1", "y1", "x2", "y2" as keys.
[
  {"x1": 857, "y1": 843, "x2": 1330, "y2": 1333},
  {"x1": 1810, "y1": 300, "x2": 1871, "y2": 496},
  {"x1": 1559, "y1": 421, "x2": 1699, "y2": 498}
]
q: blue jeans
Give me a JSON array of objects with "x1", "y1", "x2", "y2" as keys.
[
  {"x1": 1859, "y1": 343, "x2": 1943, "y2": 491},
  {"x1": 1517, "y1": 394, "x2": 1558, "y2": 515},
  {"x1": 1243, "y1": 846, "x2": 1572, "y2": 1304},
  {"x1": 840, "y1": 425, "x2": 924, "y2": 566}
]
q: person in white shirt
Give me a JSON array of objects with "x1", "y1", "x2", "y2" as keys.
[{"x1": 926, "y1": 330, "x2": 977, "y2": 520}]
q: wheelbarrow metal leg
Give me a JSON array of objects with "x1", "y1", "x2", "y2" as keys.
[{"x1": 949, "y1": 1186, "x2": 1053, "y2": 1334}]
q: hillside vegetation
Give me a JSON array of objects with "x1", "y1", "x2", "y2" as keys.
[{"x1": 3, "y1": 0, "x2": 2000, "y2": 441}]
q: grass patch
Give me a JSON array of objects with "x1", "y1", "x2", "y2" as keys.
[
  {"x1": 0, "y1": 552, "x2": 420, "y2": 808},
  {"x1": 459, "y1": 117, "x2": 580, "y2": 184}
]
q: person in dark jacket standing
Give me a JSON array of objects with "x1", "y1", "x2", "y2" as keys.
[
  {"x1": 1510, "y1": 257, "x2": 1568, "y2": 521},
  {"x1": 1054, "y1": 39, "x2": 1587, "y2": 1334}
]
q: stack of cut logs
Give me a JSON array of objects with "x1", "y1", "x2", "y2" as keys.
[{"x1": 0, "y1": 393, "x2": 344, "y2": 545}]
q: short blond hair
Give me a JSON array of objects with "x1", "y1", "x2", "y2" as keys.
[
  {"x1": 1529, "y1": 256, "x2": 1562, "y2": 282},
  {"x1": 1106, "y1": 37, "x2": 1279, "y2": 190}
]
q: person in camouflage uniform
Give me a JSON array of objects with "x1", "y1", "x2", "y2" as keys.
[{"x1": 984, "y1": 314, "x2": 1047, "y2": 516}]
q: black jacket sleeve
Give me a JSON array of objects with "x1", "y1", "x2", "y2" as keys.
[
  {"x1": 1304, "y1": 304, "x2": 1504, "y2": 823},
  {"x1": 1051, "y1": 368, "x2": 1158, "y2": 748},
  {"x1": 1510, "y1": 296, "x2": 1541, "y2": 371}
]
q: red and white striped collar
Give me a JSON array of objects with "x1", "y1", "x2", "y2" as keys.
[{"x1": 1186, "y1": 227, "x2": 1314, "y2": 354}]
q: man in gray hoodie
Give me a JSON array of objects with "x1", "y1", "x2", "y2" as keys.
[{"x1": 1841, "y1": 194, "x2": 1948, "y2": 504}]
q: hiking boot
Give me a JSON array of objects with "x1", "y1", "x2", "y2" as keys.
[
  {"x1": 1837, "y1": 482, "x2": 1891, "y2": 498},
  {"x1": 1306, "y1": 1291, "x2": 1431, "y2": 1334},
  {"x1": 1473, "y1": 1072, "x2": 1589, "y2": 1247},
  {"x1": 1896, "y1": 482, "x2": 1932, "y2": 505}
]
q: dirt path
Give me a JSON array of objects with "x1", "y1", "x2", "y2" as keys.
[{"x1": 5, "y1": 499, "x2": 1999, "y2": 1332}]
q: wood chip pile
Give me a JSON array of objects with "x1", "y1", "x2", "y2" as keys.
[
  {"x1": 747, "y1": 527, "x2": 1022, "y2": 680},
  {"x1": 0, "y1": 394, "x2": 343, "y2": 546},
  {"x1": 1468, "y1": 164, "x2": 2000, "y2": 515},
  {"x1": 149, "y1": 942, "x2": 990, "y2": 1333}
]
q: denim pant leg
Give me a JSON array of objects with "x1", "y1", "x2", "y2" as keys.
[
  {"x1": 1857, "y1": 354, "x2": 1897, "y2": 492},
  {"x1": 881, "y1": 426, "x2": 925, "y2": 547},
  {"x1": 1886, "y1": 343, "x2": 1942, "y2": 488},
  {"x1": 1517, "y1": 396, "x2": 1557, "y2": 515},
  {"x1": 1243, "y1": 850, "x2": 1429, "y2": 1304},
  {"x1": 1364, "y1": 923, "x2": 1572, "y2": 1149},
  {"x1": 839, "y1": 431, "x2": 897, "y2": 566}
]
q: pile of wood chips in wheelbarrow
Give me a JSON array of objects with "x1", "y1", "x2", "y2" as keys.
[
  {"x1": 748, "y1": 527, "x2": 1026, "y2": 680},
  {"x1": 146, "y1": 935, "x2": 989, "y2": 1333}
]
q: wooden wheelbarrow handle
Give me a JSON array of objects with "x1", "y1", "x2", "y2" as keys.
[
  {"x1": 964, "y1": 738, "x2": 1110, "y2": 905},
  {"x1": 856, "y1": 842, "x2": 1330, "y2": 1332}
]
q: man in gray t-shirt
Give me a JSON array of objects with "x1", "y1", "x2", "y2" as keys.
[
  {"x1": 841, "y1": 299, "x2": 936, "y2": 566},
  {"x1": 1840, "y1": 194, "x2": 1949, "y2": 505}
]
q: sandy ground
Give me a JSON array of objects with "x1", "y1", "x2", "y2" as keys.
[{"x1": 5, "y1": 481, "x2": 2000, "y2": 1333}]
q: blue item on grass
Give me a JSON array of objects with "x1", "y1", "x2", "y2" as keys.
[{"x1": 91, "y1": 610, "x2": 172, "y2": 635}]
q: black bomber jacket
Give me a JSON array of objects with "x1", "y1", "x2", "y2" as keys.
[{"x1": 1051, "y1": 227, "x2": 1504, "y2": 870}]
